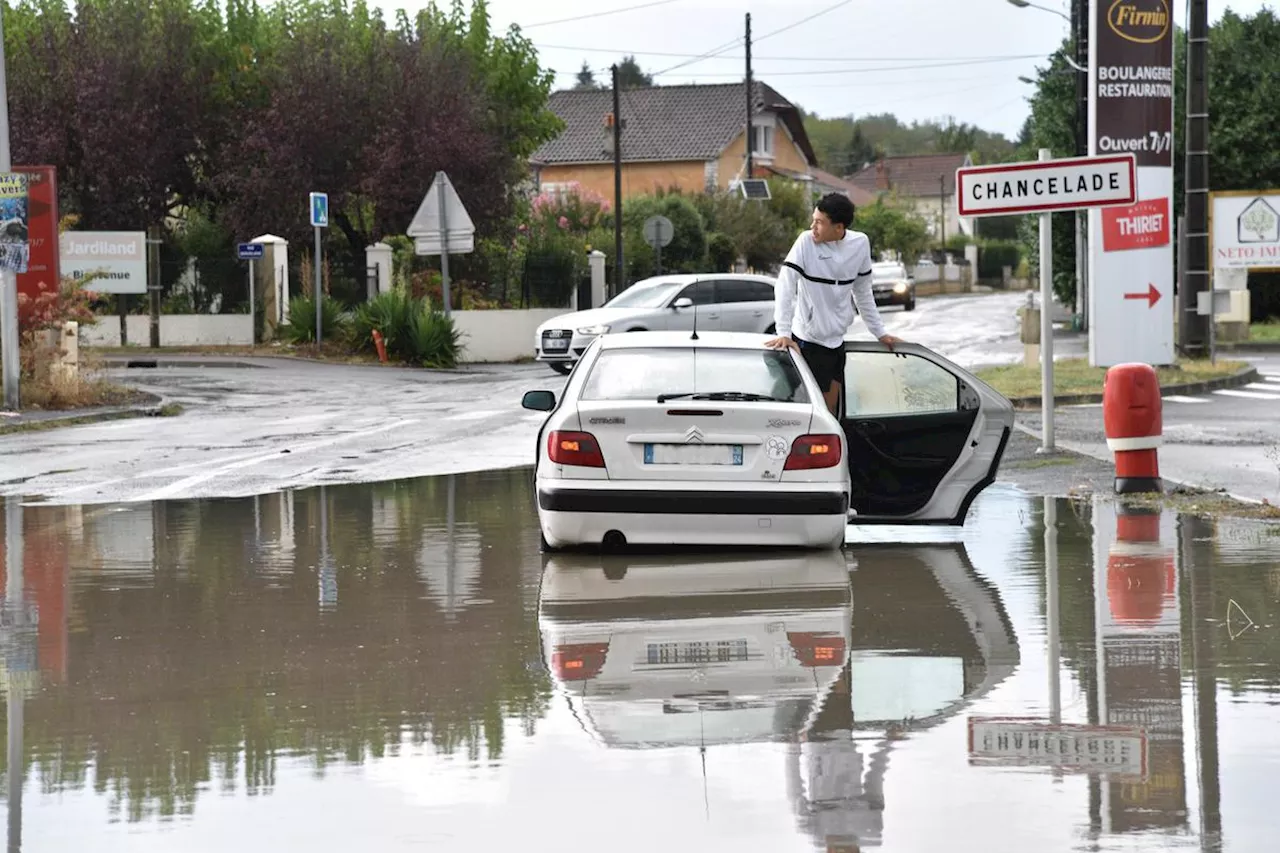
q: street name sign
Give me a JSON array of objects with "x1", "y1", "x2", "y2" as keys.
[
  {"x1": 956, "y1": 154, "x2": 1137, "y2": 217},
  {"x1": 237, "y1": 242, "x2": 264, "y2": 260}
]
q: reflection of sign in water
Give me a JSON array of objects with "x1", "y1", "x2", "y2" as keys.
[
  {"x1": 0, "y1": 172, "x2": 31, "y2": 273},
  {"x1": 967, "y1": 717, "x2": 1148, "y2": 778}
]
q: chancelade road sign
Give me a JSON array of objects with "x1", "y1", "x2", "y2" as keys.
[{"x1": 956, "y1": 153, "x2": 1137, "y2": 217}]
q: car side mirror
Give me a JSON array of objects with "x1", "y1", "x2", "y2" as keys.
[
  {"x1": 522, "y1": 390, "x2": 556, "y2": 412},
  {"x1": 672, "y1": 297, "x2": 693, "y2": 310}
]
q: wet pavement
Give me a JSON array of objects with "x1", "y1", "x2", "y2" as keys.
[{"x1": 1, "y1": 469, "x2": 1277, "y2": 852}]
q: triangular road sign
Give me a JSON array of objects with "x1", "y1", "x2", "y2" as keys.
[{"x1": 408, "y1": 171, "x2": 475, "y2": 255}]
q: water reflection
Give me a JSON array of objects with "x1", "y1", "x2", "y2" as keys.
[{"x1": 0, "y1": 473, "x2": 1277, "y2": 851}]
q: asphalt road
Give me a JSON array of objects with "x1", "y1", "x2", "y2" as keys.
[
  {"x1": 2, "y1": 290, "x2": 1252, "y2": 505},
  {"x1": 1017, "y1": 352, "x2": 1280, "y2": 504}
]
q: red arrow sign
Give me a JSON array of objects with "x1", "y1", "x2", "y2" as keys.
[{"x1": 1123, "y1": 283, "x2": 1161, "y2": 308}]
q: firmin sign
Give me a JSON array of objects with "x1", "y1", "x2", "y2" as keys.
[{"x1": 1107, "y1": 0, "x2": 1170, "y2": 43}]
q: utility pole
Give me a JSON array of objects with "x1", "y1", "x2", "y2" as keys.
[
  {"x1": 939, "y1": 175, "x2": 947, "y2": 247},
  {"x1": 0, "y1": 8, "x2": 18, "y2": 410},
  {"x1": 611, "y1": 64, "x2": 624, "y2": 297},
  {"x1": 1074, "y1": 0, "x2": 1089, "y2": 330},
  {"x1": 745, "y1": 13, "x2": 754, "y2": 180},
  {"x1": 1182, "y1": 0, "x2": 1211, "y2": 356}
]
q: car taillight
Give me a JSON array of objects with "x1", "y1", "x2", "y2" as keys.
[
  {"x1": 784, "y1": 433, "x2": 842, "y2": 470},
  {"x1": 788, "y1": 632, "x2": 847, "y2": 668},
  {"x1": 551, "y1": 643, "x2": 609, "y2": 681},
  {"x1": 548, "y1": 431, "x2": 605, "y2": 467}
]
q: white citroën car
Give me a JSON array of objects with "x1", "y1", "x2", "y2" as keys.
[{"x1": 521, "y1": 329, "x2": 1014, "y2": 551}]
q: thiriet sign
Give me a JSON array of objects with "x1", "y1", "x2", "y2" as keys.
[{"x1": 59, "y1": 231, "x2": 147, "y2": 294}]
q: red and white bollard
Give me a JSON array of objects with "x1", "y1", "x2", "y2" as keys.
[
  {"x1": 1106, "y1": 505, "x2": 1176, "y2": 627},
  {"x1": 1102, "y1": 362, "x2": 1163, "y2": 495}
]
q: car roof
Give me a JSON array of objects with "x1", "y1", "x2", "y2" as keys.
[
  {"x1": 596, "y1": 330, "x2": 777, "y2": 350},
  {"x1": 628, "y1": 272, "x2": 777, "y2": 287}
]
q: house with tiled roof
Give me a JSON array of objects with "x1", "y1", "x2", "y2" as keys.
[
  {"x1": 532, "y1": 81, "x2": 865, "y2": 204},
  {"x1": 847, "y1": 152, "x2": 975, "y2": 241}
]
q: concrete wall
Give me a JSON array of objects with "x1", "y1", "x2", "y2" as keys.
[
  {"x1": 81, "y1": 314, "x2": 253, "y2": 347},
  {"x1": 452, "y1": 308, "x2": 567, "y2": 364}
]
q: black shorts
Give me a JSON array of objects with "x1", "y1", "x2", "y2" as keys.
[{"x1": 792, "y1": 335, "x2": 846, "y2": 393}]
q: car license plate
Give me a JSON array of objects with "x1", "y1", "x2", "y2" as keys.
[
  {"x1": 643, "y1": 443, "x2": 743, "y2": 465},
  {"x1": 543, "y1": 338, "x2": 569, "y2": 351},
  {"x1": 646, "y1": 640, "x2": 749, "y2": 665}
]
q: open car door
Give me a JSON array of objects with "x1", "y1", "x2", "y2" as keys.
[{"x1": 839, "y1": 342, "x2": 1014, "y2": 525}]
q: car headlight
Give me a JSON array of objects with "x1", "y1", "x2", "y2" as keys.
[
  {"x1": 577, "y1": 324, "x2": 610, "y2": 335},
  {"x1": 893, "y1": 282, "x2": 908, "y2": 293}
]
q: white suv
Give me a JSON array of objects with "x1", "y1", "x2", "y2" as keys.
[{"x1": 534, "y1": 273, "x2": 778, "y2": 374}]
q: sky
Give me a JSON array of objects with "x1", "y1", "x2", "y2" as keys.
[{"x1": 367, "y1": 0, "x2": 1275, "y2": 141}]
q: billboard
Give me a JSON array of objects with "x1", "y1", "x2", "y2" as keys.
[
  {"x1": 59, "y1": 230, "x2": 148, "y2": 294},
  {"x1": 1210, "y1": 190, "x2": 1280, "y2": 269},
  {"x1": 1088, "y1": 0, "x2": 1176, "y2": 367},
  {"x1": 13, "y1": 166, "x2": 60, "y2": 325}
]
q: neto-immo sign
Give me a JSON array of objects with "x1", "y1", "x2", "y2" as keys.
[{"x1": 956, "y1": 154, "x2": 1137, "y2": 217}]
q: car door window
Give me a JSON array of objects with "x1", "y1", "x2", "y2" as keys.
[
  {"x1": 712, "y1": 279, "x2": 760, "y2": 304},
  {"x1": 674, "y1": 281, "x2": 716, "y2": 305},
  {"x1": 844, "y1": 351, "x2": 959, "y2": 418},
  {"x1": 750, "y1": 281, "x2": 776, "y2": 302}
]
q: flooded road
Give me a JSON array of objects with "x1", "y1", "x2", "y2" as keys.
[{"x1": 0, "y1": 472, "x2": 1276, "y2": 852}]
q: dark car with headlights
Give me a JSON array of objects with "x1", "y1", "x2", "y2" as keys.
[{"x1": 870, "y1": 261, "x2": 916, "y2": 311}]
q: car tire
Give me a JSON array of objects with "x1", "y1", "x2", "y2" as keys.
[
  {"x1": 625, "y1": 327, "x2": 647, "y2": 332},
  {"x1": 765, "y1": 323, "x2": 776, "y2": 335},
  {"x1": 539, "y1": 530, "x2": 560, "y2": 553},
  {"x1": 549, "y1": 362, "x2": 572, "y2": 376},
  {"x1": 904, "y1": 297, "x2": 916, "y2": 311}
]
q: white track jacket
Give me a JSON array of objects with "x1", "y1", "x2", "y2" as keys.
[{"x1": 773, "y1": 229, "x2": 886, "y2": 349}]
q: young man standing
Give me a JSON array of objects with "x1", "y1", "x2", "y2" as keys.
[{"x1": 764, "y1": 193, "x2": 904, "y2": 416}]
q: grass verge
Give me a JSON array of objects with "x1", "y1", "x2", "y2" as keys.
[
  {"x1": 1249, "y1": 321, "x2": 1280, "y2": 343},
  {"x1": 1111, "y1": 486, "x2": 1280, "y2": 522},
  {"x1": 975, "y1": 357, "x2": 1248, "y2": 400}
]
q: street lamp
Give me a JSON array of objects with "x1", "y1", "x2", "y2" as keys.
[{"x1": 1008, "y1": 0, "x2": 1090, "y2": 330}]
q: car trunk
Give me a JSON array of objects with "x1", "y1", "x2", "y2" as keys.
[{"x1": 575, "y1": 400, "x2": 817, "y2": 483}]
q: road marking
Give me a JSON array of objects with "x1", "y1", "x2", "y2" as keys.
[
  {"x1": 447, "y1": 410, "x2": 505, "y2": 422},
  {"x1": 133, "y1": 419, "x2": 418, "y2": 503},
  {"x1": 1163, "y1": 395, "x2": 1209, "y2": 404},
  {"x1": 1245, "y1": 382, "x2": 1280, "y2": 392},
  {"x1": 1262, "y1": 375, "x2": 1280, "y2": 383},
  {"x1": 1214, "y1": 389, "x2": 1280, "y2": 401}
]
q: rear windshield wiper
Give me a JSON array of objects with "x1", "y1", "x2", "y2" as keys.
[{"x1": 657, "y1": 391, "x2": 781, "y2": 402}]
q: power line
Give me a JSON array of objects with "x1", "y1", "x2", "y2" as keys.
[
  {"x1": 752, "y1": 0, "x2": 855, "y2": 42},
  {"x1": 521, "y1": 0, "x2": 682, "y2": 30},
  {"x1": 649, "y1": 36, "x2": 743, "y2": 77},
  {"x1": 535, "y1": 43, "x2": 1048, "y2": 63},
  {"x1": 653, "y1": 55, "x2": 1049, "y2": 77}
]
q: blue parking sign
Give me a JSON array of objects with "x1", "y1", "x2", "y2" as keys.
[{"x1": 309, "y1": 192, "x2": 328, "y2": 228}]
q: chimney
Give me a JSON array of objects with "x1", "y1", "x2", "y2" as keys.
[{"x1": 875, "y1": 159, "x2": 890, "y2": 191}]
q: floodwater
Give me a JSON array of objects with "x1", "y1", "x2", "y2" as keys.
[{"x1": 0, "y1": 471, "x2": 1277, "y2": 852}]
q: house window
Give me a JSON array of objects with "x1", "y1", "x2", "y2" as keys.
[
  {"x1": 540, "y1": 182, "x2": 575, "y2": 202},
  {"x1": 750, "y1": 125, "x2": 774, "y2": 158}
]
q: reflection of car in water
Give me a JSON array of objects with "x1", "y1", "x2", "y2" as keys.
[
  {"x1": 538, "y1": 550, "x2": 853, "y2": 749},
  {"x1": 789, "y1": 543, "x2": 1021, "y2": 851},
  {"x1": 537, "y1": 542, "x2": 1020, "y2": 853}
]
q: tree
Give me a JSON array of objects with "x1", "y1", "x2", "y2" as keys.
[
  {"x1": 854, "y1": 198, "x2": 931, "y2": 265},
  {"x1": 616, "y1": 54, "x2": 652, "y2": 87},
  {"x1": 573, "y1": 61, "x2": 598, "y2": 89},
  {"x1": 847, "y1": 124, "x2": 876, "y2": 173}
]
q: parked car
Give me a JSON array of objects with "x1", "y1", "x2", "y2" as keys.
[
  {"x1": 870, "y1": 261, "x2": 916, "y2": 311},
  {"x1": 533, "y1": 273, "x2": 778, "y2": 375},
  {"x1": 520, "y1": 328, "x2": 1014, "y2": 551}
]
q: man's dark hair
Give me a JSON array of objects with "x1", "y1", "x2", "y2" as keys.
[{"x1": 816, "y1": 192, "x2": 855, "y2": 228}]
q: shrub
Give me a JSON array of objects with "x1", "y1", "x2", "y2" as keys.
[
  {"x1": 278, "y1": 295, "x2": 350, "y2": 344},
  {"x1": 408, "y1": 305, "x2": 462, "y2": 368},
  {"x1": 978, "y1": 240, "x2": 1023, "y2": 280},
  {"x1": 706, "y1": 232, "x2": 738, "y2": 272},
  {"x1": 352, "y1": 289, "x2": 418, "y2": 356}
]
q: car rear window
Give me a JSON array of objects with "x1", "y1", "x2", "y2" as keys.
[{"x1": 579, "y1": 347, "x2": 812, "y2": 403}]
